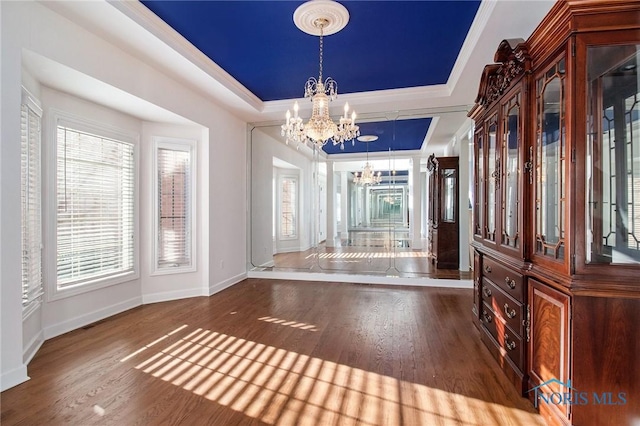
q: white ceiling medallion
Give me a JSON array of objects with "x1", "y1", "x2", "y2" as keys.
[{"x1": 293, "y1": 0, "x2": 350, "y2": 36}]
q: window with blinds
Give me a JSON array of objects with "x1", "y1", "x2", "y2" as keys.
[
  {"x1": 21, "y1": 94, "x2": 44, "y2": 311},
  {"x1": 280, "y1": 177, "x2": 297, "y2": 239},
  {"x1": 155, "y1": 141, "x2": 194, "y2": 271},
  {"x1": 56, "y1": 126, "x2": 135, "y2": 288}
]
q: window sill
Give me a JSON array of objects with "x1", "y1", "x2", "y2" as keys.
[{"x1": 48, "y1": 271, "x2": 139, "y2": 302}]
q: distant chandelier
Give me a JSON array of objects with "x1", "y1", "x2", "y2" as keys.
[
  {"x1": 281, "y1": 0, "x2": 359, "y2": 150},
  {"x1": 353, "y1": 163, "x2": 382, "y2": 185},
  {"x1": 353, "y1": 135, "x2": 382, "y2": 186}
]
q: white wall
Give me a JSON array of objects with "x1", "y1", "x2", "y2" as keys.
[
  {"x1": 250, "y1": 126, "x2": 315, "y2": 267},
  {"x1": 1, "y1": 1, "x2": 247, "y2": 391},
  {"x1": 447, "y1": 119, "x2": 473, "y2": 272}
]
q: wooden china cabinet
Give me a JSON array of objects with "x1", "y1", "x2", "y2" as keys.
[
  {"x1": 426, "y1": 154, "x2": 459, "y2": 269},
  {"x1": 469, "y1": 2, "x2": 640, "y2": 425}
]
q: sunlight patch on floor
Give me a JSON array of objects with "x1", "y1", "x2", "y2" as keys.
[
  {"x1": 121, "y1": 325, "x2": 542, "y2": 426},
  {"x1": 306, "y1": 251, "x2": 428, "y2": 260},
  {"x1": 258, "y1": 316, "x2": 318, "y2": 331}
]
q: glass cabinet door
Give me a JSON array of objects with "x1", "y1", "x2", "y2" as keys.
[
  {"x1": 474, "y1": 129, "x2": 484, "y2": 238},
  {"x1": 502, "y1": 92, "x2": 521, "y2": 250},
  {"x1": 535, "y1": 58, "x2": 566, "y2": 260},
  {"x1": 586, "y1": 43, "x2": 640, "y2": 265},
  {"x1": 486, "y1": 114, "x2": 498, "y2": 242},
  {"x1": 442, "y1": 167, "x2": 457, "y2": 223}
]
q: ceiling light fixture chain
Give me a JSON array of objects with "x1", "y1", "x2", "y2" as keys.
[
  {"x1": 317, "y1": 18, "x2": 325, "y2": 83},
  {"x1": 282, "y1": 0, "x2": 359, "y2": 150}
]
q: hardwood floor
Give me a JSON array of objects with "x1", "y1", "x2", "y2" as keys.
[{"x1": 1, "y1": 279, "x2": 542, "y2": 425}]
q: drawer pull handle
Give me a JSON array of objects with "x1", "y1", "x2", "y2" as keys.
[
  {"x1": 482, "y1": 310, "x2": 492, "y2": 324},
  {"x1": 482, "y1": 287, "x2": 492, "y2": 298},
  {"x1": 504, "y1": 303, "x2": 516, "y2": 319},
  {"x1": 504, "y1": 333, "x2": 516, "y2": 351},
  {"x1": 484, "y1": 265, "x2": 492, "y2": 273},
  {"x1": 505, "y1": 276, "x2": 516, "y2": 290}
]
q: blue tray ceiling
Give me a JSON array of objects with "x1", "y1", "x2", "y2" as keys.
[{"x1": 141, "y1": 1, "x2": 480, "y2": 101}]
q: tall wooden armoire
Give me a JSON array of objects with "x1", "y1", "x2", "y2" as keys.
[
  {"x1": 469, "y1": 2, "x2": 640, "y2": 425},
  {"x1": 427, "y1": 154, "x2": 459, "y2": 269}
]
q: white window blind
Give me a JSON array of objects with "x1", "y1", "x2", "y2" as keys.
[
  {"x1": 21, "y1": 99, "x2": 44, "y2": 309},
  {"x1": 157, "y1": 146, "x2": 192, "y2": 269},
  {"x1": 56, "y1": 126, "x2": 135, "y2": 288},
  {"x1": 280, "y1": 177, "x2": 297, "y2": 238}
]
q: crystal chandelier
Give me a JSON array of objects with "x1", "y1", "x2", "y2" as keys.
[
  {"x1": 281, "y1": 1, "x2": 359, "y2": 150},
  {"x1": 353, "y1": 163, "x2": 382, "y2": 185},
  {"x1": 353, "y1": 135, "x2": 382, "y2": 186}
]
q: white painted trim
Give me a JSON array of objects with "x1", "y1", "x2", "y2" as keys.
[
  {"x1": 108, "y1": 0, "x2": 263, "y2": 111},
  {"x1": 45, "y1": 108, "x2": 141, "y2": 302},
  {"x1": 277, "y1": 174, "x2": 299, "y2": 240},
  {"x1": 247, "y1": 270, "x2": 473, "y2": 289},
  {"x1": 327, "y1": 149, "x2": 422, "y2": 161},
  {"x1": 151, "y1": 137, "x2": 197, "y2": 276},
  {"x1": 274, "y1": 245, "x2": 311, "y2": 254},
  {"x1": 262, "y1": 85, "x2": 452, "y2": 117},
  {"x1": 22, "y1": 299, "x2": 42, "y2": 322},
  {"x1": 208, "y1": 272, "x2": 247, "y2": 296},
  {"x1": 23, "y1": 330, "x2": 45, "y2": 365},
  {"x1": 422, "y1": 116, "x2": 440, "y2": 154},
  {"x1": 446, "y1": 0, "x2": 498, "y2": 93},
  {"x1": 43, "y1": 296, "x2": 142, "y2": 340},
  {"x1": 0, "y1": 365, "x2": 29, "y2": 392},
  {"x1": 142, "y1": 287, "x2": 205, "y2": 304}
]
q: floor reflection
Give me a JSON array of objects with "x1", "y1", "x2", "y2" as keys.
[{"x1": 265, "y1": 231, "x2": 470, "y2": 280}]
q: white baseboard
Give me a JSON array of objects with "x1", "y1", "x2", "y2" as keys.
[
  {"x1": 1, "y1": 365, "x2": 29, "y2": 392},
  {"x1": 208, "y1": 272, "x2": 247, "y2": 296},
  {"x1": 142, "y1": 287, "x2": 206, "y2": 304},
  {"x1": 246, "y1": 269, "x2": 473, "y2": 289},
  {"x1": 274, "y1": 247, "x2": 301, "y2": 254},
  {"x1": 43, "y1": 296, "x2": 142, "y2": 340}
]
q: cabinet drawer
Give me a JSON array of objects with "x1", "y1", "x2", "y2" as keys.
[
  {"x1": 482, "y1": 279, "x2": 523, "y2": 334},
  {"x1": 480, "y1": 301, "x2": 525, "y2": 371},
  {"x1": 481, "y1": 256, "x2": 524, "y2": 301}
]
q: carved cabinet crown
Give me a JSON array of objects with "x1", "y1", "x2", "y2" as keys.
[{"x1": 473, "y1": 38, "x2": 530, "y2": 109}]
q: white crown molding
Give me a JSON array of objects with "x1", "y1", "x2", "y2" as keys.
[
  {"x1": 327, "y1": 149, "x2": 422, "y2": 161},
  {"x1": 421, "y1": 116, "x2": 440, "y2": 154},
  {"x1": 445, "y1": 0, "x2": 498, "y2": 95},
  {"x1": 107, "y1": 0, "x2": 263, "y2": 112},
  {"x1": 261, "y1": 84, "x2": 451, "y2": 123}
]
